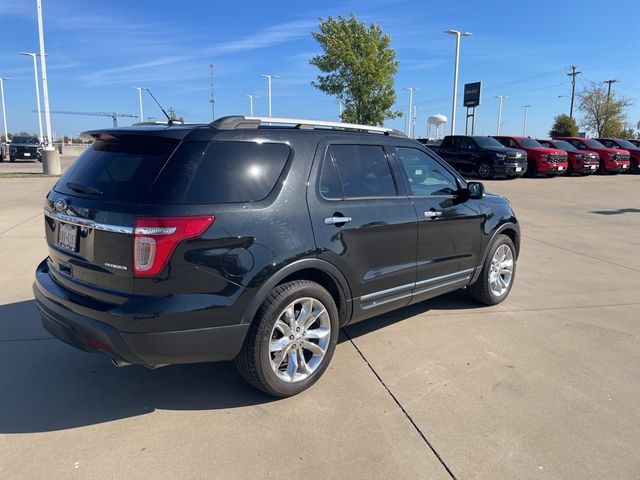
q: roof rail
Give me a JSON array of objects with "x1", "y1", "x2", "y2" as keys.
[{"x1": 209, "y1": 115, "x2": 405, "y2": 137}]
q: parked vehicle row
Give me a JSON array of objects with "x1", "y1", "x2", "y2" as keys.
[
  {"x1": 1, "y1": 136, "x2": 43, "y2": 163},
  {"x1": 422, "y1": 134, "x2": 640, "y2": 179}
]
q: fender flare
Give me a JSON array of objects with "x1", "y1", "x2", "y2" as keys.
[
  {"x1": 240, "y1": 258, "x2": 353, "y2": 327},
  {"x1": 471, "y1": 222, "x2": 520, "y2": 284}
]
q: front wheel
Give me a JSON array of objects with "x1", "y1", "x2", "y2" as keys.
[
  {"x1": 477, "y1": 161, "x2": 495, "y2": 180},
  {"x1": 236, "y1": 280, "x2": 339, "y2": 397},
  {"x1": 467, "y1": 234, "x2": 517, "y2": 305}
]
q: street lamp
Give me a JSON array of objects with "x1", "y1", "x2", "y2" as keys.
[
  {"x1": 36, "y1": 0, "x2": 60, "y2": 175},
  {"x1": 522, "y1": 105, "x2": 531, "y2": 136},
  {"x1": 260, "y1": 74, "x2": 279, "y2": 117},
  {"x1": 19, "y1": 52, "x2": 44, "y2": 143},
  {"x1": 133, "y1": 87, "x2": 145, "y2": 122},
  {"x1": 404, "y1": 87, "x2": 419, "y2": 137},
  {"x1": 0, "y1": 77, "x2": 9, "y2": 157},
  {"x1": 445, "y1": 29, "x2": 472, "y2": 135},
  {"x1": 495, "y1": 95, "x2": 506, "y2": 135},
  {"x1": 246, "y1": 94, "x2": 255, "y2": 116}
]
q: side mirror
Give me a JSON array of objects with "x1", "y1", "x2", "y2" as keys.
[{"x1": 466, "y1": 181, "x2": 484, "y2": 199}]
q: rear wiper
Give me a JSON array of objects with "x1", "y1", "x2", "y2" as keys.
[{"x1": 65, "y1": 182, "x2": 103, "y2": 195}]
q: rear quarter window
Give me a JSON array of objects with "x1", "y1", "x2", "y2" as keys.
[{"x1": 155, "y1": 141, "x2": 291, "y2": 204}]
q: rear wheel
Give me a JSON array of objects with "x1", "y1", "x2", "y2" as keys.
[
  {"x1": 236, "y1": 280, "x2": 339, "y2": 397},
  {"x1": 477, "y1": 161, "x2": 495, "y2": 180},
  {"x1": 467, "y1": 234, "x2": 516, "y2": 306}
]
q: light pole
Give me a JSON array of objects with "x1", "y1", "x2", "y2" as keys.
[
  {"x1": 412, "y1": 105, "x2": 417, "y2": 139},
  {"x1": 20, "y1": 52, "x2": 44, "y2": 143},
  {"x1": 0, "y1": 77, "x2": 9, "y2": 157},
  {"x1": 261, "y1": 74, "x2": 279, "y2": 117},
  {"x1": 404, "y1": 87, "x2": 419, "y2": 137},
  {"x1": 36, "y1": 0, "x2": 60, "y2": 175},
  {"x1": 338, "y1": 99, "x2": 343, "y2": 119},
  {"x1": 134, "y1": 87, "x2": 145, "y2": 122},
  {"x1": 495, "y1": 95, "x2": 506, "y2": 135},
  {"x1": 246, "y1": 94, "x2": 255, "y2": 116},
  {"x1": 445, "y1": 29, "x2": 473, "y2": 135},
  {"x1": 522, "y1": 105, "x2": 531, "y2": 136}
]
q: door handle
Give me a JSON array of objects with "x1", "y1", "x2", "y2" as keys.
[
  {"x1": 424, "y1": 211, "x2": 443, "y2": 219},
  {"x1": 324, "y1": 216, "x2": 352, "y2": 225}
]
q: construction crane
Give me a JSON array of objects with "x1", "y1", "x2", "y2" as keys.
[{"x1": 34, "y1": 110, "x2": 138, "y2": 127}]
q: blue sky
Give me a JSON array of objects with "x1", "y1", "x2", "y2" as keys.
[{"x1": 1, "y1": 0, "x2": 639, "y2": 139}]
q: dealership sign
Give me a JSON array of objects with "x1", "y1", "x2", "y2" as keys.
[{"x1": 463, "y1": 82, "x2": 482, "y2": 107}]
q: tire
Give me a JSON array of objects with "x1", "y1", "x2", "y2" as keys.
[
  {"x1": 467, "y1": 234, "x2": 517, "y2": 306},
  {"x1": 631, "y1": 160, "x2": 639, "y2": 174},
  {"x1": 236, "y1": 280, "x2": 339, "y2": 397},
  {"x1": 9, "y1": 156, "x2": 15, "y2": 163},
  {"x1": 477, "y1": 161, "x2": 495, "y2": 180}
]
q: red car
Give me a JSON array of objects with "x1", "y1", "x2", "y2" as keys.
[
  {"x1": 537, "y1": 139, "x2": 600, "y2": 175},
  {"x1": 595, "y1": 138, "x2": 640, "y2": 173},
  {"x1": 493, "y1": 136, "x2": 568, "y2": 177},
  {"x1": 556, "y1": 137, "x2": 630, "y2": 174}
]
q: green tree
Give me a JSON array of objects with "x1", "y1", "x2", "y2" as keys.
[
  {"x1": 578, "y1": 82, "x2": 632, "y2": 137},
  {"x1": 310, "y1": 14, "x2": 401, "y2": 126},
  {"x1": 549, "y1": 114, "x2": 579, "y2": 137}
]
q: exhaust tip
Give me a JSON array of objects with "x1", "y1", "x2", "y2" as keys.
[{"x1": 111, "y1": 358, "x2": 132, "y2": 368}]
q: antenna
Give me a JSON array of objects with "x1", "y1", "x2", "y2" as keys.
[{"x1": 144, "y1": 88, "x2": 172, "y2": 124}]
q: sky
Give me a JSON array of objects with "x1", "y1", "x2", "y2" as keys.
[{"x1": 1, "y1": 0, "x2": 640, "y2": 140}]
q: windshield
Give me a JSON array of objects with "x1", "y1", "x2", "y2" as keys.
[
  {"x1": 519, "y1": 138, "x2": 543, "y2": 148},
  {"x1": 473, "y1": 136, "x2": 504, "y2": 148},
  {"x1": 12, "y1": 136, "x2": 39, "y2": 144},
  {"x1": 585, "y1": 139, "x2": 605, "y2": 148},
  {"x1": 615, "y1": 139, "x2": 636, "y2": 149},
  {"x1": 553, "y1": 140, "x2": 576, "y2": 151}
]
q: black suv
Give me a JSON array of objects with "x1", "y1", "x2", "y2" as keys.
[
  {"x1": 8, "y1": 135, "x2": 43, "y2": 162},
  {"x1": 34, "y1": 116, "x2": 520, "y2": 397}
]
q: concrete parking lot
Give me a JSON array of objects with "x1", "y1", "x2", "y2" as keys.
[{"x1": 1, "y1": 168, "x2": 639, "y2": 479}]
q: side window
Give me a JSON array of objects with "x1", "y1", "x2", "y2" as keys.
[
  {"x1": 319, "y1": 149, "x2": 344, "y2": 199},
  {"x1": 329, "y1": 145, "x2": 397, "y2": 198},
  {"x1": 394, "y1": 147, "x2": 459, "y2": 196},
  {"x1": 569, "y1": 140, "x2": 581, "y2": 149},
  {"x1": 458, "y1": 137, "x2": 475, "y2": 150},
  {"x1": 495, "y1": 138, "x2": 509, "y2": 148}
]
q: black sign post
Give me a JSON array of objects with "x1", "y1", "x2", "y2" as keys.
[{"x1": 463, "y1": 82, "x2": 482, "y2": 135}]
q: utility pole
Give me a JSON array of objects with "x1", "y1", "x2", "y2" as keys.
[
  {"x1": 134, "y1": 87, "x2": 145, "y2": 122},
  {"x1": 209, "y1": 64, "x2": 216, "y2": 121},
  {"x1": 567, "y1": 65, "x2": 581, "y2": 119},
  {"x1": 246, "y1": 95, "x2": 255, "y2": 116},
  {"x1": 602, "y1": 79, "x2": 619, "y2": 135},
  {"x1": 604, "y1": 79, "x2": 618, "y2": 99},
  {"x1": 261, "y1": 74, "x2": 279, "y2": 117},
  {"x1": 0, "y1": 78, "x2": 9, "y2": 157},
  {"x1": 522, "y1": 105, "x2": 531, "y2": 136},
  {"x1": 404, "y1": 87, "x2": 418, "y2": 137},
  {"x1": 495, "y1": 95, "x2": 506, "y2": 135},
  {"x1": 337, "y1": 98, "x2": 343, "y2": 119},
  {"x1": 36, "y1": 0, "x2": 60, "y2": 175},
  {"x1": 20, "y1": 53, "x2": 44, "y2": 143},
  {"x1": 412, "y1": 105, "x2": 417, "y2": 139},
  {"x1": 445, "y1": 29, "x2": 473, "y2": 135}
]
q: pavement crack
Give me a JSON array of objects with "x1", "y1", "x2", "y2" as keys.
[
  {"x1": 0, "y1": 212, "x2": 42, "y2": 236},
  {"x1": 343, "y1": 328, "x2": 458, "y2": 480}
]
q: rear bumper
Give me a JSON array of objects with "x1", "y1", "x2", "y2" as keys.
[{"x1": 33, "y1": 260, "x2": 249, "y2": 366}]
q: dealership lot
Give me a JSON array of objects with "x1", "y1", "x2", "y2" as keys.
[{"x1": 1, "y1": 171, "x2": 639, "y2": 479}]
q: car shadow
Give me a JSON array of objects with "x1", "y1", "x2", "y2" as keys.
[
  {"x1": 0, "y1": 290, "x2": 482, "y2": 434},
  {"x1": 591, "y1": 208, "x2": 640, "y2": 216}
]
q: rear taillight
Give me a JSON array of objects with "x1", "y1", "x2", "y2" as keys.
[{"x1": 133, "y1": 216, "x2": 214, "y2": 277}]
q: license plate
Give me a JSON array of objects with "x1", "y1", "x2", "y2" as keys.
[
  {"x1": 591, "y1": 165, "x2": 597, "y2": 170},
  {"x1": 58, "y1": 223, "x2": 78, "y2": 252},
  {"x1": 23, "y1": 152, "x2": 31, "y2": 157},
  {"x1": 622, "y1": 164, "x2": 628, "y2": 169},
  {"x1": 558, "y1": 166, "x2": 564, "y2": 171},
  {"x1": 515, "y1": 167, "x2": 522, "y2": 172}
]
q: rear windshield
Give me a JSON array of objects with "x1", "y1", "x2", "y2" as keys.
[
  {"x1": 55, "y1": 134, "x2": 179, "y2": 202},
  {"x1": 56, "y1": 137, "x2": 291, "y2": 204}
]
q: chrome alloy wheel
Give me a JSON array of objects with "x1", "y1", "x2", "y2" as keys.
[
  {"x1": 489, "y1": 244, "x2": 514, "y2": 297},
  {"x1": 269, "y1": 297, "x2": 331, "y2": 383}
]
